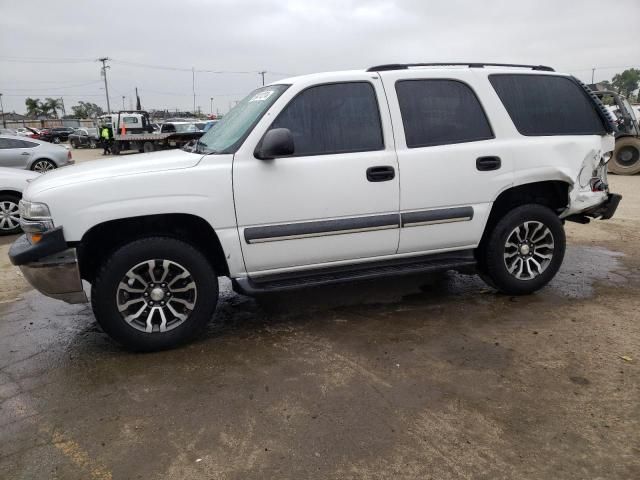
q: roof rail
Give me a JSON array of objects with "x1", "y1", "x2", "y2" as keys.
[{"x1": 366, "y1": 63, "x2": 555, "y2": 72}]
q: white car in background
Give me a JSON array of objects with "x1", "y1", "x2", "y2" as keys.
[{"x1": 0, "y1": 167, "x2": 39, "y2": 235}]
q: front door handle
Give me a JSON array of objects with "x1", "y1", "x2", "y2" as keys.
[
  {"x1": 366, "y1": 165, "x2": 395, "y2": 182},
  {"x1": 476, "y1": 156, "x2": 501, "y2": 171},
  {"x1": 20, "y1": 152, "x2": 30, "y2": 156}
]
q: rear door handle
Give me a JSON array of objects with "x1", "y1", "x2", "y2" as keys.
[
  {"x1": 476, "y1": 156, "x2": 501, "y2": 171},
  {"x1": 366, "y1": 165, "x2": 395, "y2": 182}
]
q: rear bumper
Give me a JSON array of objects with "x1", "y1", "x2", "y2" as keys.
[
  {"x1": 9, "y1": 233, "x2": 87, "y2": 304},
  {"x1": 565, "y1": 193, "x2": 622, "y2": 223}
]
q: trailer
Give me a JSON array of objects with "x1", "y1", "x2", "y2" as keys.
[{"x1": 100, "y1": 110, "x2": 204, "y2": 154}]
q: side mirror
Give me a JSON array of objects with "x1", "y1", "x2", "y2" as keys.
[{"x1": 255, "y1": 128, "x2": 294, "y2": 160}]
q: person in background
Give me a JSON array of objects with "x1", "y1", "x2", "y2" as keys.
[{"x1": 101, "y1": 124, "x2": 111, "y2": 155}]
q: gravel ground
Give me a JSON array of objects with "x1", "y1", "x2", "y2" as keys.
[{"x1": 0, "y1": 165, "x2": 638, "y2": 479}]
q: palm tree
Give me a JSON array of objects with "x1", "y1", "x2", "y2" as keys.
[
  {"x1": 44, "y1": 98, "x2": 63, "y2": 119},
  {"x1": 25, "y1": 98, "x2": 42, "y2": 118}
]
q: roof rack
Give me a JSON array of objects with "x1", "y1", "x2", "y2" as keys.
[{"x1": 366, "y1": 63, "x2": 555, "y2": 72}]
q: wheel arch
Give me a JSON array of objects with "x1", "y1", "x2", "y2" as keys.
[
  {"x1": 76, "y1": 213, "x2": 230, "y2": 283},
  {"x1": 0, "y1": 189, "x2": 22, "y2": 199},
  {"x1": 479, "y1": 180, "x2": 571, "y2": 250}
]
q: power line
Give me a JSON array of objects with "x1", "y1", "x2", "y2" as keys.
[
  {"x1": 0, "y1": 81, "x2": 102, "y2": 92},
  {"x1": 0, "y1": 55, "x2": 95, "y2": 64}
]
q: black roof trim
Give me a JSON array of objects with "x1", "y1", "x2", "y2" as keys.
[{"x1": 367, "y1": 63, "x2": 555, "y2": 72}]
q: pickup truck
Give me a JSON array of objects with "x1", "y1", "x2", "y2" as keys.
[{"x1": 10, "y1": 63, "x2": 621, "y2": 351}]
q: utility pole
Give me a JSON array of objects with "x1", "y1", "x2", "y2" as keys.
[
  {"x1": 210, "y1": 97, "x2": 213, "y2": 115},
  {"x1": 122, "y1": 96, "x2": 125, "y2": 109},
  {"x1": 0, "y1": 93, "x2": 5, "y2": 128},
  {"x1": 591, "y1": 68, "x2": 595, "y2": 84},
  {"x1": 98, "y1": 57, "x2": 112, "y2": 114},
  {"x1": 59, "y1": 97, "x2": 66, "y2": 117},
  {"x1": 192, "y1": 67, "x2": 196, "y2": 115},
  {"x1": 259, "y1": 71, "x2": 266, "y2": 86}
]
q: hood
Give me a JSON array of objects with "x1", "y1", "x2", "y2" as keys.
[
  {"x1": 26, "y1": 149, "x2": 204, "y2": 196},
  {"x1": 0, "y1": 167, "x2": 40, "y2": 190}
]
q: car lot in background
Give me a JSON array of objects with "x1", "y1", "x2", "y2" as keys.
[
  {"x1": 0, "y1": 128, "x2": 17, "y2": 135},
  {"x1": 68, "y1": 127, "x2": 99, "y2": 149},
  {"x1": 39, "y1": 126, "x2": 75, "y2": 143},
  {"x1": 0, "y1": 134, "x2": 74, "y2": 171}
]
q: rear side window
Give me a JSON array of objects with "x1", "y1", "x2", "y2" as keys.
[
  {"x1": 489, "y1": 74, "x2": 605, "y2": 136},
  {"x1": 269, "y1": 82, "x2": 384, "y2": 156},
  {"x1": 395, "y1": 79, "x2": 493, "y2": 148}
]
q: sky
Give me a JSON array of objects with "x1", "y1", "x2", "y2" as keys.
[{"x1": 0, "y1": 0, "x2": 639, "y2": 115}]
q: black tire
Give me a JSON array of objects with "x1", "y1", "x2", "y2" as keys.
[
  {"x1": 70, "y1": 140, "x2": 77, "y2": 149},
  {"x1": 30, "y1": 159, "x2": 57, "y2": 172},
  {"x1": 143, "y1": 141, "x2": 155, "y2": 153},
  {"x1": 111, "y1": 143, "x2": 120, "y2": 155},
  {"x1": 89, "y1": 139, "x2": 97, "y2": 149},
  {"x1": 479, "y1": 204, "x2": 565, "y2": 295},
  {"x1": 91, "y1": 237, "x2": 219, "y2": 351},
  {"x1": 608, "y1": 137, "x2": 640, "y2": 175},
  {"x1": 0, "y1": 193, "x2": 22, "y2": 236},
  {"x1": 53, "y1": 136, "x2": 61, "y2": 144}
]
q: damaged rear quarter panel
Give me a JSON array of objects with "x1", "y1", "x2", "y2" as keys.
[{"x1": 510, "y1": 134, "x2": 614, "y2": 215}]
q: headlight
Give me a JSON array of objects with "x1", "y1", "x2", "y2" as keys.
[
  {"x1": 19, "y1": 200, "x2": 52, "y2": 219},
  {"x1": 18, "y1": 200, "x2": 54, "y2": 244}
]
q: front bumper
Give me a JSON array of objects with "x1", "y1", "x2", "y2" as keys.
[{"x1": 9, "y1": 233, "x2": 87, "y2": 304}]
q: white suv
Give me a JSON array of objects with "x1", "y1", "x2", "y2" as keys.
[{"x1": 10, "y1": 62, "x2": 621, "y2": 351}]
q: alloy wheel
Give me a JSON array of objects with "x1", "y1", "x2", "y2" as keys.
[
  {"x1": 116, "y1": 259, "x2": 198, "y2": 333},
  {"x1": 503, "y1": 221, "x2": 555, "y2": 280},
  {"x1": 33, "y1": 160, "x2": 55, "y2": 172},
  {"x1": 0, "y1": 200, "x2": 20, "y2": 232}
]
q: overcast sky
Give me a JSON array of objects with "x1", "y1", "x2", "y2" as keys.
[{"x1": 1, "y1": 0, "x2": 639, "y2": 115}]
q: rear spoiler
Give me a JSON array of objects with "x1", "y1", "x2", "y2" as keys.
[{"x1": 571, "y1": 77, "x2": 617, "y2": 134}]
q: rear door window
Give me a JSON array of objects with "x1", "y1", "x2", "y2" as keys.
[
  {"x1": 269, "y1": 82, "x2": 384, "y2": 156},
  {"x1": 489, "y1": 74, "x2": 606, "y2": 135},
  {"x1": 395, "y1": 79, "x2": 494, "y2": 148}
]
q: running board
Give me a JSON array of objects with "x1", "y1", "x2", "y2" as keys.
[{"x1": 233, "y1": 250, "x2": 477, "y2": 295}]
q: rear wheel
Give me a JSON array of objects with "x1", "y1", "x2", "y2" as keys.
[
  {"x1": 91, "y1": 237, "x2": 219, "y2": 351},
  {"x1": 89, "y1": 139, "x2": 97, "y2": 149},
  {"x1": 479, "y1": 204, "x2": 565, "y2": 295},
  {"x1": 0, "y1": 193, "x2": 21, "y2": 236},
  {"x1": 608, "y1": 137, "x2": 640, "y2": 175},
  {"x1": 31, "y1": 159, "x2": 56, "y2": 172},
  {"x1": 53, "y1": 136, "x2": 61, "y2": 144},
  {"x1": 70, "y1": 140, "x2": 77, "y2": 149},
  {"x1": 143, "y1": 141, "x2": 155, "y2": 153}
]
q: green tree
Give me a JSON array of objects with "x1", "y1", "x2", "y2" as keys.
[
  {"x1": 43, "y1": 98, "x2": 63, "y2": 119},
  {"x1": 25, "y1": 97, "x2": 42, "y2": 118},
  {"x1": 611, "y1": 68, "x2": 640, "y2": 99},
  {"x1": 71, "y1": 101, "x2": 104, "y2": 119}
]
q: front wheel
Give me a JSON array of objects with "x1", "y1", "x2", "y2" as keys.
[
  {"x1": 478, "y1": 204, "x2": 565, "y2": 295},
  {"x1": 91, "y1": 237, "x2": 219, "y2": 351},
  {"x1": 53, "y1": 136, "x2": 61, "y2": 144}
]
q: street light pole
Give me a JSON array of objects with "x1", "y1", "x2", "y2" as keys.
[
  {"x1": 0, "y1": 93, "x2": 5, "y2": 128},
  {"x1": 122, "y1": 96, "x2": 125, "y2": 109},
  {"x1": 210, "y1": 97, "x2": 213, "y2": 115},
  {"x1": 259, "y1": 71, "x2": 266, "y2": 86}
]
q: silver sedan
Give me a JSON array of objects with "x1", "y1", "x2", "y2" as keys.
[{"x1": 0, "y1": 135, "x2": 74, "y2": 172}]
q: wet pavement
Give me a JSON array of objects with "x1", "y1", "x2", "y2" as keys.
[{"x1": 1, "y1": 176, "x2": 639, "y2": 479}]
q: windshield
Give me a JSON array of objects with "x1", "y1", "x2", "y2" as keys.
[{"x1": 195, "y1": 84, "x2": 289, "y2": 154}]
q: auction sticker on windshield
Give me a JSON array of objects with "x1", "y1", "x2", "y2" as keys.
[{"x1": 249, "y1": 90, "x2": 275, "y2": 102}]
